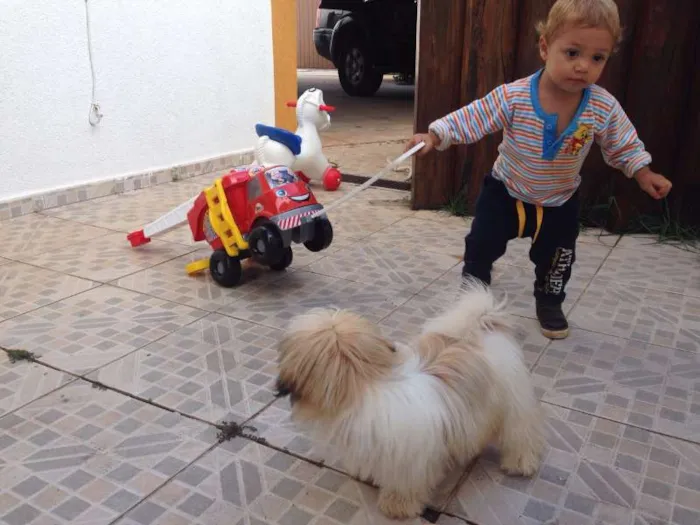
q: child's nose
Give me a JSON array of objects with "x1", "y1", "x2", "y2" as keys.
[{"x1": 574, "y1": 60, "x2": 589, "y2": 73}]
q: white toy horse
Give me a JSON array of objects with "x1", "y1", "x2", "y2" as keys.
[
  {"x1": 253, "y1": 87, "x2": 341, "y2": 191},
  {"x1": 286, "y1": 88, "x2": 341, "y2": 190}
]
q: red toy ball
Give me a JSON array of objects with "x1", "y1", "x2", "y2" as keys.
[{"x1": 322, "y1": 166, "x2": 342, "y2": 191}]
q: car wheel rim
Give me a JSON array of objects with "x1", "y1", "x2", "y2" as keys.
[
  {"x1": 216, "y1": 261, "x2": 225, "y2": 275},
  {"x1": 345, "y1": 48, "x2": 364, "y2": 84}
]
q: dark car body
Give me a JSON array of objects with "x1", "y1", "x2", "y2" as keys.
[{"x1": 313, "y1": 0, "x2": 417, "y2": 96}]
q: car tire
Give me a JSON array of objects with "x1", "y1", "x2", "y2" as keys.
[
  {"x1": 269, "y1": 247, "x2": 293, "y2": 272},
  {"x1": 209, "y1": 250, "x2": 242, "y2": 288},
  {"x1": 337, "y1": 42, "x2": 383, "y2": 97},
  {"x1": 304, "y1": 217, "x2": 334, "y2": 252}
]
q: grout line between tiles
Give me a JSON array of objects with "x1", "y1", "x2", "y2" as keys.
[
  {"x1": 540, "y1": 398, "x2": 700, "y2": 447},
  {"x1": 0, "y1": 374, "x2": 82, "y2": 421},
  {"x1": 34, "y1": 212, "x2": 127, "y2": 234},
  {"x1": 235, "y1": 423, "x2": 448, "y2": 522},
  {"x1": 2, "y1": 239, "x2": 200, "y2": 287},
  {"x1": 0, "y1": 346, "x2": 218, "y2": 427},
  {"x1": 0, "y1": 281, "x2": 106, "y2": 324},
  {"x1": 107, "y1": 441, "x2": 220, "y2": 525}
]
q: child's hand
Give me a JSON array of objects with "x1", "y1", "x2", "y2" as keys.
[
  {"x1": 405, "y1": 132, "x2": 441, "y2": 157},
  {"x1": 634, "y1": 168, "x2": 673, "y2": 199}
]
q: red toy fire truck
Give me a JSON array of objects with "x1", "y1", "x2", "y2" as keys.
[{"x1": 127, "y1": 161, "x2": 333, "y2": 288}]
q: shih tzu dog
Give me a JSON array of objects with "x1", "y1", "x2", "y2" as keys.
[{"x1": 274, "y1": 282, "x2": 545, "y2": 520}]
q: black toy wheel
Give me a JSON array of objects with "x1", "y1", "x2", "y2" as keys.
[
  {"x1": 248, "y1": 222, "x2": 285, "y2": 266},
  {"x1": 337, "y1": 42, "x2": 383, "y2": 97},
  {"x1": 304, "y1": 217, "x2": 334, "y2": 252},
  {"x1": 209, "y1": 250, "x2": 242, "y2": 288},
  {"x1": 269, "y1": 247, "x2": 293, "y2": 272}
]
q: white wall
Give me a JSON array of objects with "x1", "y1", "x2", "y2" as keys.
[{"x1": 0, "y1": 0, "x2": 275, "y2": 202}]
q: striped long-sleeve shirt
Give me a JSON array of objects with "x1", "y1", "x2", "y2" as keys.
[{"x1": 428, "y1": 69, "x2": 652, "y2": 207}]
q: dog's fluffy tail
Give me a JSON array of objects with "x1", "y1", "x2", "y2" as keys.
[{"x1": 421, "y1": 277, "x2": 513, "y2": 340}]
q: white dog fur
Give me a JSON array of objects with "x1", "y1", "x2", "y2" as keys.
[{"x1": 275, "y1": 282, "x2": 545, "y2": 520}]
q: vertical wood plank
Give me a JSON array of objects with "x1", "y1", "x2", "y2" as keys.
[
  {"x1": 664, "y1": 7, "x2": 700, "y2": 226},
  {"x1": 457, "y1": 0, "x2": 521, "y2": 210},
  {"x1": 411, "y1": 0, "x2": 467, "y2": 209},
  {"x1": 607, "y1": 0, "x2": 697, "y2": 228},
  {"x1": 297, "y1": 0, "x2": 334, "y2": 69}
]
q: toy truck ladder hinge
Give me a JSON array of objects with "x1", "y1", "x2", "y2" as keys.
[{"x1": 203, "y1": 178, "x2": 249, "y2": 257}]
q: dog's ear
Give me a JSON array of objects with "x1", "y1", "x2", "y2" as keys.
[
  {"x1": 416, "y1": 332, "x2": 459, "y2": 362},
  {"x1": 277, "y1": 309, "x2": 396, "y2": 413}
]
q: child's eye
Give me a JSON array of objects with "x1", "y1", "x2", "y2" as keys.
[
  {"x1": 564, "y1": 49, "x2": 579, "y2": 58},
  {"x1": 593, "y1": 54, "x2": 607, "y2": 63}
]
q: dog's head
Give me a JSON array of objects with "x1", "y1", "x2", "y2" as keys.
[{"x1": 275, "y1": 308, "x2": 397, "y2": 419}]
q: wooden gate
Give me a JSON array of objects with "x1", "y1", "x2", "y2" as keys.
[
  {"x1": 297, "y1": 0, "x2": 334, "y2": 69},
  {"x1": 412, "y1": 0, "x2": 700, "y2": 229}
]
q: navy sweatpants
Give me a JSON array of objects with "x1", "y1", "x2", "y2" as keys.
[{"x1": 462, "y1": 173, "x2": 580, "y2": 305}]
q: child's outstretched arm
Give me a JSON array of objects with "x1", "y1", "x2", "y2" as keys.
[
  {"x1": 596, "y1": 100, "x2": 672, "y2": 199},
  {"x1": 406, "y1": 84, "x2": 512, "y2": 156}
]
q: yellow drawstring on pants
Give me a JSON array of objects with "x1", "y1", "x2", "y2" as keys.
[{"x1": 516, "y1": 200, "x2": 543, "y2": 242}]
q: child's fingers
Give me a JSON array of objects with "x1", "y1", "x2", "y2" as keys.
[{"x1": 404, "y1": 136, "x2": 420, "y2": 152}]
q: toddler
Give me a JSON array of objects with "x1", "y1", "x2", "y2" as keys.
[{"x1": 407, "y1": 0, "x2": 672, "y2": 339}]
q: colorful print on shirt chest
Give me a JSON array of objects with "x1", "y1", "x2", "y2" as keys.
[{"x1": 563, "y1": 122, "x2": 593, "y2": 156}]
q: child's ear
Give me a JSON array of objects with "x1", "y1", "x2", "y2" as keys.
[{"x1": 538, "y1": 35, "x2": 549, "y2": 61}]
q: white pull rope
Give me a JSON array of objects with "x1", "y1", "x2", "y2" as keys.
[{"x1": 309, "y1": 141, "x2": 425, "y2": 219}]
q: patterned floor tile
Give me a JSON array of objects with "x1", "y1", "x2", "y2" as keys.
[
  {"x1": 0, "y1": 351, "x2": 75, "y2": 417},
  {"x1": 0, "y1": 262, "x2": 99, "y2": 321},
  {"x1": 579, "y1": 227, "x2": 620, "y2": 247},
  {"x1": 42, "y1": 181, "x2": 205, "y2": 232},
  {"x1": 378, "y1": 291, "x2": 550, "y2": 368},
  {"x1": 325, "y1": 201, "x2": 410, "y2": 242},
  {"x1": 306, "y1": 240, "x2": 459, "y2": 293},
  {"x1": 0, "y1": 380, "x2": 215, "y2": 525},
  {"x1": 411, "y1": 209, "x2": 473, "y2": 230},
  {"x1": 597, "y1": 247, "x2": 700, "y2": 298},
  {"x1": 0, "y1": 286, "x2": 206, "y2": 375},
  {"x1": 569, "y1": 279, "x2": 700, "y2": 353},
  {"x1": 444, "y1": 404, "x2": 700, "y2": 525},
  {"x1": 0, "y1": 257, "x2": 10, "y2": 267},
  {"x1": 114, "y1": 438, "x2": 447, "y2": 525},
  {"x1": 532, "y1": 328, "x2": 700, "y2": 443},
  {"x1": 0, "y1": 214, "x2": 113, "y2": 259},
  {"x1": 435, "y1": 516, "x2": 471, "y2": 524},
  {"x1": 216, "y1": 270, "x2": 413, "y2": 330},
  {"x1": 18, "y1": 232, "x2": 196, "y2": 283},
  {"x1": 499, "y1": 238, "x2": 612, "y2": 277},
  {"x1": 418, "y1": 263, "x2": 591, "y2": 322},
  {"x1": 154, "y1": 226, "x2": 205, "y2": 247},
  {"x1": 366, "y1": 216, "x2": 469, "y2": 258},
  {"x1": 88, "y1": 314, "x2": 283, "y2": 425},
  {"x1": 616, "y1": 234, "x2": 699, "y2": 256},
  {"x1": 112, "y1": 249, "x2": 286, "y2": 312}
]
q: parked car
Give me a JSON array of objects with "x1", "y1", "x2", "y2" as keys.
[{"x1": 313, "y1": 0, "x2": 417, "y2": 97}]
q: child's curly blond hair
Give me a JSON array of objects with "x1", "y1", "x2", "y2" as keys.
[{"x1": 536, "y1": 0, "x2": 623, "y2": 46}]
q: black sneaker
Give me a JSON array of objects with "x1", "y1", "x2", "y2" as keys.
[{"x1": 536, "y1": 301, "x2": 569, "y2": 339}]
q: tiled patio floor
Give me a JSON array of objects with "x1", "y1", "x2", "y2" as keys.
[{"x1": 1, "y1": 174, "x2": 700, "y2": 525}]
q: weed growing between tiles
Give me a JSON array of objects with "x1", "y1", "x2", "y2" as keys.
[
  {"x1": 216, "y1": 420, "x2": 246, "y2": 442},
  {"x1": 2, "y1": 346, "x2": 37, "y2": 363}
]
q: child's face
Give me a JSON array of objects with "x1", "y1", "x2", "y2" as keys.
[{"x1": 539, "y1": 24, "x2": 614, "y2": 93}]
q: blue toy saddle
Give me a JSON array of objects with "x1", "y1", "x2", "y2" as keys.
[{"x1": 255, "y1": 124, "x2": 302, "y2": 156}]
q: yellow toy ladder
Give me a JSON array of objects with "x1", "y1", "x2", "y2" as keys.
[{"x1": 185, "y1": 177, "x2": 250, "y2": 276}]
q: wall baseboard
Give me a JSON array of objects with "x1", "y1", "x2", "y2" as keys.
[{"x1": 0, "y1": 150, "x2": 255, "y2": 221}]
